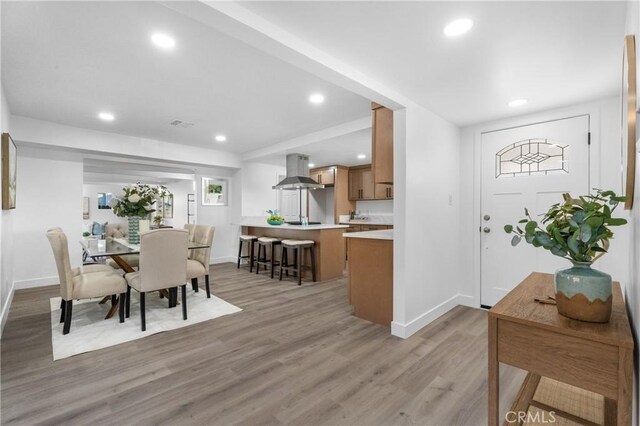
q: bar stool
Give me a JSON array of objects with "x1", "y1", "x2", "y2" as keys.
[
  {"x1": 255, "y1": 237, "x2": 282, "y2": 279},
  {"x1": 237, "y1": 235, "x2": 258, "y2": 271},
  {"x1": 279, "y1": 240, "x2": 317, "y2": 286}
]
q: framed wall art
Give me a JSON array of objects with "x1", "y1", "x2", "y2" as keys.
[
  {"x1": 202, "y1": 177, "x2": 228, "y2": 206},
  {"x1": 2, "y1": 133, "x2": 17, "y2": 210}
]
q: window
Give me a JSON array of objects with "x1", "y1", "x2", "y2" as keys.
[{"x1": 496, "y1": 138, "x2": 568, "y2": 178}]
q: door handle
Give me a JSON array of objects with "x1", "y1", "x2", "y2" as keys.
[{"x1": 483, "y1": 227, "x2": 491, "y2": 233}]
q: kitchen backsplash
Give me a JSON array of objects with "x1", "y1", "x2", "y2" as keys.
[
  {"x1": 339, "y1": 213, "x2": 393, "y2": 225},
  {"x1": 355, "y1": 200, "x2": 393, "y2": 214}
]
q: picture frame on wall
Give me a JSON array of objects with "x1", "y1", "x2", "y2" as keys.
[
  {"x1": 202, "y1": 177, "x2": 228, "y2": 206},
  {"x1": 2, "y1": 133, "x2": 17, "y2": 210}
]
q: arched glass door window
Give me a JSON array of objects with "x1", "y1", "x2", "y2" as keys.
[{"x1": 495, "y1": 138, "x2": 568, "y2": 178}]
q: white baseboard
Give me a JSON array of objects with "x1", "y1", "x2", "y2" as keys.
[
  {"x1": 456, "y1": 294, "x2": 476, "y2": 308},
  {"x1": 0, "y1": 281, "x2": 15, "y2": 338},
  {"x1": 14, "y1": 276, "x2": 59, "y2": 290},
  {"x1": 391, "y1": 294, "x2": 468, "y2": 339}
]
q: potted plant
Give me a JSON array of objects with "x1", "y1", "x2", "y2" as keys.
[
  {"x1": 153, "y1": 215, "x2": 163, "y2": 227},
  {"x1": 266, "y1": 209, "x2": 284, "y2": 225},
  {"x1": 109, "y1": 183, "x2": 171, "y2": 244},
  {"x1": 504, "y1": 189, "x2": 627, "y2": 323}
]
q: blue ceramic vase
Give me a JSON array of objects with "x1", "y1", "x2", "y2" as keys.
[
  {"x1": 127, "y1": 217, "x2": 140, "y2": 245},
  {"x1": 554, "y1": 261, "x2": 612, "y2": 323}
]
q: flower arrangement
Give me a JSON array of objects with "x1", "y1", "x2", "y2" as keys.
[
  {"x1": 504, "y1": 189, "x2": 627, "y2": 263},
  {"x1": 109, "y1": 183, "x2": 171, "y2": 218}
]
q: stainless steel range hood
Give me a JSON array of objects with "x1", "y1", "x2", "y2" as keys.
[{"x1": 273, "y1": 154, "x2": 325, "y2": 190}]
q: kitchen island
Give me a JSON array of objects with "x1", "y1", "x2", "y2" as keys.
[
  {"x1": 343, "y1": 229, "x2": 393, "y2": 326},
  {"x1": 240, "y1": 222, "x2": 349, "y2": 281}
]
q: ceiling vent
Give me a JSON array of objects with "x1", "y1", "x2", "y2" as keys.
[{"x1": 169, "y1": 120, "x2": 195, "y2": 128}]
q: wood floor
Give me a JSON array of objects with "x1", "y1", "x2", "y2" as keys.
[{"x1": 1, "y1": 263, "x2": 525, "y2": 425}]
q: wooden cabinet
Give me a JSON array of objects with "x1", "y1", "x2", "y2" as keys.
[
  {"x1": 346, "y1": 236, "x2": 393, "y2": 326},
  {"x1": 349, "y1": 166, "x2": 374, "y2": 201},
  {"x1": 308, "y1": 165, "x2": 354, "y2": 224},
  {"x1": 372, "y1": 103, "x2": 393, "y2": 185},
  {"x1": 347, "y1": 104, "x2": 394, "y2": 201},
  {"x1": 309, "y1": 167, "x2": 335, "y2": 186},
  {"x1": 375, "y1": 184, "x2": 393, "y2": 200}
]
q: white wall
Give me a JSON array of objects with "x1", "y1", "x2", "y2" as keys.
[
  {"x1": 392, "y1": 104, "x2": 462, "y2": 337},
  {"x1": 195, "y1": 168, "x2": 240, "y2": 264},
  {"x1": 13, "y1": 147, "x2": 84, "y2": 288},
  {"x1": 0, "y1": 83, "x2": 15, "y2": 333},
  {"x1": 309, "y1": 188, "x2": 330, "y2": 223},
  {"x1": 163, "y1": 179, "x2": 194, "y2": 229},
  {"x1": 240, "y1": 161, "x2": 285, "y2": 217}
]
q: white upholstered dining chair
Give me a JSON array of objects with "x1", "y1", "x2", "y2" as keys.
[
  {"x1": 184, "y1": 224, "x2": 215, "y2": 298},
  {"x1": 124, "y1": 229, "x2": 189, "y2": 331},
  {"x1": 104, "y1": 223, "x2": 140, "y2": 270},
  {"x1": 46, "y1": 229, "x2": 127, "y2": 335}
]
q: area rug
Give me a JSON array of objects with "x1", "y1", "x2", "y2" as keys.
[{"x1": 50, "y1": 290, "x2": 241, "y2": 360}]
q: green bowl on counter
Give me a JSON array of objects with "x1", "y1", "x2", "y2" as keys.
[{"x1": 267, "y1": 219, "x2": 284, "y2": 225}]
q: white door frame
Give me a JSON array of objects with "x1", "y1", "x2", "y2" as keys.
[{"x1": 470, "y1": 101, "x2": 607, "y2": 308}]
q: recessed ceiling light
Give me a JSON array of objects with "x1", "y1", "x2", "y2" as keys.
[
  {"x1": 309, "y1": 93, "x2": 325, "y2": 104},
  {"x1": 215, "y1": 135, "x2": 227, "y2": 142},
  {"x1": 443, "y1": 18, "x2": 474, "y2": 37},
  {"x1": 308, "y1": 163, "x2": 315, "y2": 168},
  {"x1": 151, "y1": 33, "x2": 175, "y2": 49},
  {"x1": 508, "y1": 98, "x2": 528, "y2": 107},
  {"x1": 357, "y1": 154, "x2": 366, "y2": 159},
  {"x1": 98, "y1": 112, "x2": 114, "y2": 121}
]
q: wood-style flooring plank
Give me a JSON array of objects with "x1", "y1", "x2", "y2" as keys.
[{"x1": 1, "y1": 263, "x2": 524, "y2": 425}]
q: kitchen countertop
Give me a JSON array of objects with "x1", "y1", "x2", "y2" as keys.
[
  {"x1": 343, "y1": 229, "x2": 393, "y2": 240},
  {"x1": 239, "y1": 222, "x2": 349, "y2": 230}
]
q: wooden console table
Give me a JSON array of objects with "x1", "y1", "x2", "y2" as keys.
[{"x1": 488, "y1": 273, "x2": 633, "y2": 425}]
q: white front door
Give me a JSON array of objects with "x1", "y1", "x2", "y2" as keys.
[{"x1": 480, "y1": 115, "x2": 590, "y2": 307}]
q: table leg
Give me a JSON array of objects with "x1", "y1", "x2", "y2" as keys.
[
  {"x1": 105, "y1": 295, "x2": 120, "y2": 319},
  {"x1": 617, "y1": 347, "x2": 633, "y2": 425},
  {"x1": 103, "y1": 255, "x2": 135, "y2": 319},
  {"x1": 604, "y1": 398, "x2": 617, "y2": 426},
  {"x1": 488, "y1": 315, "x2": 499, "y2": 426}
]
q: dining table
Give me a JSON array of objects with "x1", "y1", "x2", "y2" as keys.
[{"x1": 79, "y1": 237, "x2": 210, "y2": 319}]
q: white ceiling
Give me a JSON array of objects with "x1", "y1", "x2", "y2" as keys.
[
  {"x1": 242, "y1": 1, "x2": 627, "y2": 126},
  {"x1": 256, "y1": 128, "x2": 372, "y2": 168},
  {"x1": 2, "y1": 1, "x2": 628, "y2": 170},
  {"x1": 1, "y1": 1, "x2": 371, "y2": 153}
]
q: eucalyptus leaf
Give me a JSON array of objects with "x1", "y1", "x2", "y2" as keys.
[
  {"x1": 525, "y1": 221, "x2": 537, "y2": 233},
  {"x1": 504, "y1": 189, "x2": 628, "y2": 263},
  {"x1": 579, "y1": 224, "x2": 592, "y2": 243},
  {"x1": 568, "y1": 231, "x2": 580, "y2": 254}
]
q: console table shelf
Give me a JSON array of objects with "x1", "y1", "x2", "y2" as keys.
[{"x1": 488, "y1": 272, "x2": 633, "y2": 426}]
